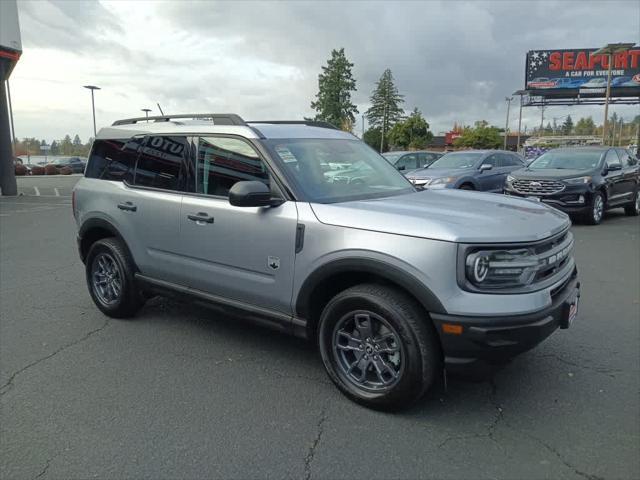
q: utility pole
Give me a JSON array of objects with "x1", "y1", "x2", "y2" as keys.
[
  {"x1": 362, "y1": 114, "x2": 365, "y2": 138},
  {"x1": 380, "y1": 102, "x2": 387, "y2": 153},
  {"x1": 503, "y1": 97, "x2": 512, "y2": 150},
  {"x1": 141, "y1": 108, "x2": 152, "y2": 122},
  {"x1": 539, "y1": 104, "x2": 545, "y2": 135}
]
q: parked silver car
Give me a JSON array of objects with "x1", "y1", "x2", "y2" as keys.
[{"x1": 74, "y1": 114, "x2": 580, "y2": 410}]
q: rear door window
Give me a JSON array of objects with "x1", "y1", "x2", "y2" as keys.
[
  {"x1": 134, "y1": 136, "x2": 191, "y2": 192},
  {"x1": 395, "y1": 154, "x2": 418, "y2": 170}
]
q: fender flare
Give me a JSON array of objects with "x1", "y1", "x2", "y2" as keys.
[
  {"x1": 78, "y1": 218, "x2": 127, "y2": 262},
  {"x1": 295, "y1": 257, "x2": 446, "y2": 320}
]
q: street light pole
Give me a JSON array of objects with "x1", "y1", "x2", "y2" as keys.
[
  {"x1": 141, "y1": 108, "x2": 152, "y2": 122},
  {"x1": 512, "y1": 90, "x2": 526, "y2": 153},
  {"x1": 83, "y1": 85, "x2": 100, "y2": 137},
  {"x1": 503, "y1": 97, "x2": 513, "y2": 150}
]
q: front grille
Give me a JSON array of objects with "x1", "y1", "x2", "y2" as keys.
[{"x1": 512, "y1": 179, "x2": 565, "y2": 195}]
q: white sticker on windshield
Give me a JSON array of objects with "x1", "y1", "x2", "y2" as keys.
[{"x1": 275, "y1": 145, "x2": 298, "y2": 163}]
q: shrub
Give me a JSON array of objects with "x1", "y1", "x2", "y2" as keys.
[
  {"x1": 59, "y1": 166, "x2": 73, "y2": 175},
  {"x1": 30, "y1": 166, "x2": 45, "y2": 175},
  {"x1": 44, "y1": 164, "x2": 59, "y2": 175},
  {"x1": 15, "y1": 164, "x2": 27, "y2": 176}
]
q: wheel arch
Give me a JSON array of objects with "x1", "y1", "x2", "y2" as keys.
[
  {"x1": 295, "y1": 258, "x2": 446, "y2": 339},
  {"x1": 78, "y1": 218, "x2": 132, "y2": 264}
]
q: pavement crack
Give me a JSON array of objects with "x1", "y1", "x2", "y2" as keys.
[
  {"x1": 303, "y1": 403, "x2": 328, "y2": 480},
  {"x1": 0, "y1": 319, "x2": 110, "y2": 397},
  {"x1": 34, "y1": 457, "x2": 52, "y2": 479},
  {"x1": 516, "y1": 429, "x2": 604, "y2": 480}
]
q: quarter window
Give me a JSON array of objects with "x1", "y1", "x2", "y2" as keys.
[
  {"x1": 134, "y1": 136, "x2": 190, "y2": 191},
  {"x1": 197, "y1": 137, "x2": 269, "y2": 197},
  {"x1": 85, "y1": 138, "x2": 140, "y2": 181}
]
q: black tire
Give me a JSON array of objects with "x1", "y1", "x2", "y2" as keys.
[
  {"x1": 317, "y1": 284, "x2": 441, "y2": 410},
  {"x1": 85, "y1": 237, "x2": 145, "y2": 318},
  {"x1": 459, "y1": 184, "x2": 474, "y2": 190},
  {"x1": 624, "y1": 189, "x2": 640, "y2": 216},
  {"x1": 582, "y1": 191, "x2": 605, "y2": 225}
]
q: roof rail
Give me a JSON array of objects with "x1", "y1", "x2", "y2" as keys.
[
  {"x1": 112, "y1": 113, "x2": 246, "y2": 127},
  {"x1": 248, "y1": 120, "x2": 338, "y2": 130}
]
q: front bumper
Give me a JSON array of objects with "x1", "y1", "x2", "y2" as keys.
[
  {"x1": 504, "y1": 186, "x2": 594, "y2": 214},
  {"x1": 431, "y1": 269, "x2": 580, "y2": 374}
]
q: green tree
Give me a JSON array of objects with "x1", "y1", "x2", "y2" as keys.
[
  {"x1": 388, "y1": 108, "x2": 433, "y2": 149},
  {"x1": 366, "y1": 69, "x2": 404, "y2": 151},
  {"x1": 363, "y1": 127, "x2": 388, "y2": 152},
  {"x1": 453, "y1": 120, "x2": 502, "y2": 149},
  {"x1": 310, "y1": 48, "x2": 358, "y2": 129},
  {"x1": 561, "y1": 115, "x2": 574, "y2": 135},
  {"x1": 574, "y1": 116, "x2": 596, "y2": 135},
  {"x1": 60, "y1": 135, "x2": 73, "y2": 155},
  {"x1": 50, "y1": 140, "x2": 59, "y2": 156}
]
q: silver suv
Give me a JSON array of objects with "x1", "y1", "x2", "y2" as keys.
[{"x1": 74, "y1": 113, "x2": 580, "y2": 410}]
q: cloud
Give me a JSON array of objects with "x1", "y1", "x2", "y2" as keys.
[{"x1": 9, "y1": 0, "x2": 640, "y2": 142}]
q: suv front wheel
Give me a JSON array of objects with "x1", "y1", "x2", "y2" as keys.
[
  {"x1": 85, "y1": 237, "x2": 145, "y2": 318},
  {"x1": 318, "y1": 284, "x2": 441, "y2": 410}
]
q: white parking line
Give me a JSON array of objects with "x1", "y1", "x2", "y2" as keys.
[
  {"x1": 33, "y1": 186, "x2": 40, "y2": 196},
  {"x1": 54, "y1": 188, "x2": 60, "y2": 196}
]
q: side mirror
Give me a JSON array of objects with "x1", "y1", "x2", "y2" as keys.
[
  {"x1": 397, "y1": 165, "x2": 406, "y2": 171},
  {"x1": 228, "y1": 181, "x2": 281, "y2": 207},
  {"x1": 479, "y1": 164, "x2": 493, "y2": 172}
]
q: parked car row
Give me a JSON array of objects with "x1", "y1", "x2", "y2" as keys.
[
  {"x1": 14, "y1": 156, "x2": 87, "y2": 175},
  {"x1": 388, "y1": 147, "x2": 640, "y2": 225}
]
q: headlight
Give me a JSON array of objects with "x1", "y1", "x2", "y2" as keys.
[
  {"x1": 564, "y1": 176, "x2": 592, "y2": 185},
  {"x1": 466, "y1": 248, "x2": 540, "y2": 288},
  {"x1": 410, "y1": 178, "x2": 429, "y2": 186},
  {"x1": 506, "y1": 175, "x2": 515, "y2": 183},
  {"x1": 429, "y1": 177, "x2": 457, "y2": 187}
]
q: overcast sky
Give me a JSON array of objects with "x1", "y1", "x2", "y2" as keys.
[{"x1": 9, "y1": 0, "x2": 640, "y2": 144}]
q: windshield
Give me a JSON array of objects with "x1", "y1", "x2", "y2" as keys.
[
  {"x1": 263, "y1": 139, "x2": 414, "y2": 203},
  {"x1": 429, "y1": 152, "x2": 483, "y2": 169},
  {"x1": 528, "y1": 150, "x2": 602, "y2": 170}
]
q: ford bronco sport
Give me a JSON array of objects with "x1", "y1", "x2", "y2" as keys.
[{"x1": 74, "y1": 113, "x2": 580, "y2": 410}]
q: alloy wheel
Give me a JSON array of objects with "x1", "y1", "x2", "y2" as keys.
[
  {"x1": 332, "y1": 311, "x2": 404, "y2": 392},
  {"x1": 593, "y1": 195, "x2": 604, "y2": 223},
  {"x1": 91, "y1": 253, "x2": 122, "y2": 305}
]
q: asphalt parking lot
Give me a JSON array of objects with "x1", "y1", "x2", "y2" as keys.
[{"x1": 1, "y1": 195, "x2": 638, "y2": 480}]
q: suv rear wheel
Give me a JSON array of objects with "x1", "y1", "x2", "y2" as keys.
[
  {"x1": 85, "y1": 237, "x2": 145, "y2": 318},
  {"x1": 318, "y1": 284, "x2": 441, "y2": 410}
]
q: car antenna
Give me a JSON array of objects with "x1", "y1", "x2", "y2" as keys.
[{"x1": 157, "y1": 103, "x2": 165, "y2": 116}]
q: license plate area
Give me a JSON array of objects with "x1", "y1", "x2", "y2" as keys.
[{"x1": 560, "y1": 288, "x2": 580, "y2": 329}]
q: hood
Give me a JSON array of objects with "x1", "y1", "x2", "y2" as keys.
[
  {"x1": 512, "y1": 167, "x2": 595, "y2": 179},
  {"x1": 407, "y1": 167, "x2": 474, "y2": 180},
  {"x1": 310, "y1": 190, "x2": 570, "y2": 243}
]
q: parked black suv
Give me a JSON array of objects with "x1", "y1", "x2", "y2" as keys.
[{"x1": 505, "y1": 147, "x2": 640, "y2": 224}]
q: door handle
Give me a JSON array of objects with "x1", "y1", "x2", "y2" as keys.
[
  {"x1": 117, "y1": 202, "x2": 137, "y2": 212},
  {"x1": 187, "y1": 212, "x2": 214, "y2": 224}
]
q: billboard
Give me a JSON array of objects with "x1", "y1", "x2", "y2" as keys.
[
  {"x1": 0, "y1": 0, "x2": 22, "y2": 79},
  {"x1": 525, "y1": 48, "x2": 640, "y2": 98}
]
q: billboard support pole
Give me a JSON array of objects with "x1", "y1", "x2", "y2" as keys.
[
  {"x1": 516, "y1": 95, "x2": 523, "y2": 152},
  {"x1": 503, "y1": 97, "x2": 512, "y2": 150},
  {"x1": 0, "y1": 60, "x2": 17, "y2": 196},
  {"x1": 602, "y1": 53, "x2": 613, "y2": 146}
]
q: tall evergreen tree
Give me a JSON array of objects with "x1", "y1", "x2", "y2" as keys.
[
  {"x1": 561, "y1": 115, "x2": 574, "y2": 135},
  {"x1": 310, "y1": 48, "x2": 358, "y2": 129},
  {"x1": 365, "y1": 69, "x2": 404, "y2": 150}
]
